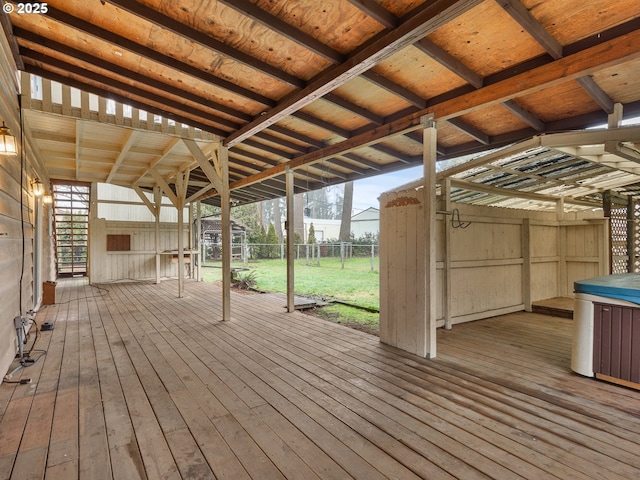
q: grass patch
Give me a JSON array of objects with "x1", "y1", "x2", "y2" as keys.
[{"x1": 201, "y1": 256, "x2": 380, "y2": 333}]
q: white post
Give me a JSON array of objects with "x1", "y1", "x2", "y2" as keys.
[
  {"x1": 422, "y1": 114, "x2": 437, "y2": 358},
  {"x1": 220, "y1": 146, "x2": 231, "y2": 321},
  {"x1": 286, "y1": 167, "x2": 295, "y2": 312},
  {"x1": 154, "y1": 186, "x2": 162, "y2": 284},
  {"x1": 196, "y1": 200, "x2": 202, "y2": 281}
]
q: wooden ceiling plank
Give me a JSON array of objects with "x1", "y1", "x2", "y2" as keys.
[
  {"x1": 495, "y1": 0, "x2": 563, "y2": 59},
  {"x1": 105, "y1": 0, "x2": 303, "y2": 89},
  {"x1": 224, "y1": 0, "x2": 483, "y2": 147},
  {"x1": 414, "y1": 38, "x2": 483, "y2": 88},
  {"x1": 218, "y1": 0, "x2": 344, "y2": 64},
  {"x1": 501, "y1": 99, "x2": 545, "y2": 131},
  {"x1": 15, "y1": 28, "x2": 253, "y2": 124},
  {"x1": 43, "y1": 5, "x2": 275, "y2": 107}
]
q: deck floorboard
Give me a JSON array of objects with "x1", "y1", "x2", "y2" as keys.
[{"x1": 1, "y1": 278, "x2": 640, "y2": 479}]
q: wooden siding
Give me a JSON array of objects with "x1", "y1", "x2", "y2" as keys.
[
  {"x1": 0, "y1": 30, "x2": 55, "y2": 380},
  {"x1": 89, "y1": 219, "x2": 190, "y2": 283},
  {"x1": 1, "y1": 278, "x2": 640, "y2": 479},
  {"x1": 380, "y1": 189, "x2": 607, "y2": 354}
]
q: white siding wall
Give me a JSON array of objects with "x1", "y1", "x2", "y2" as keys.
[
  {"x1": 380, "y1": 187, "x2": 607, "y2": 353},
  {"x1": 90, "y1": 219, "x2": 190, "y2": 283},
  {"x1": 0, "y1": 32, "x2": 55, "y2": 379}
]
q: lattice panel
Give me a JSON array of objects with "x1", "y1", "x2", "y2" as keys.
[
  {"x1": 632, "y1": 199, "x2": 640, "y2": 273},
  {"x1": 606, "y1": 192, "x2": 631, "y2": 274}
]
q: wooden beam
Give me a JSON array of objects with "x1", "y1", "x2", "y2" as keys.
[
  {"x1": 218, "y1": 0, "x2": 344, "y2": 63},
  {"x1": 501, "y1": 99, "x2": 546, "y2": 131},
  {"x1": 23, "y1": 64, "x2": 227, "y2": 137},
  {"x1": 149, "y1": 168, "x2": 179, "y2": 207},
  {"x1": 346, "y1": 0, "x2": 398, "y2": 28},
  {"x1": 106, "y1": 0, "x2": 303, "y2": 89},
  {"x1": 133, "y1": 185, "x2": 157, "y2": 216},
  {"x1": 224, "y1": 0, "x2": 483, "y2": 147},
  {"x1": 449, "y1": 178, "x2": 598, "y2": 207},
  {"x1": 446, "y1": 118, "x2": 490, "y2": 144},
  {"x1": 43, "y1": 5, "x2": 275, "y2": 107},
  {"x1": 184, "y1": 139, "x2": 224, "y2": 193},
  {"x1": 415, "y1": 38, "x2": 483, "y2": 88},
  {"x1": 230, "y1": 29, "x2": 640, "y2": 190},
  {"x1": 15, "y1": 28, "x2": 252, "y2": 124},
  {"x1": 106, "y1": 130, "x2": 138, "y2": 184},
  {"x1": 361, "y1": 71, "x2": 427, "y2": 109},
  {"x1": 496, "y1": 0, "x2": 563, "y2": 59},
  {"x1": 219, "y1": 145, "x2": 232, "y2": 321},
  {"x1": 576, "y1": 76, "x2": 614, "y2": 114}
]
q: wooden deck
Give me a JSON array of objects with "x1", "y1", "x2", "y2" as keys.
[{"x1": 2, "y1": 278, "x2": 640, "y2": 480}]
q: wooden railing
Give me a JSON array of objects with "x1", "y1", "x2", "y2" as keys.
[{"x1": 19, "y1": 72, "x2": 217, "y2": 140}]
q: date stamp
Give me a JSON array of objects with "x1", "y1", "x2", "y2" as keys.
[{"x1": 2, "y1": 2, "x2": 48, "y2": 14}]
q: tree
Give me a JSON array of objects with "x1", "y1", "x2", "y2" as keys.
[
  {"x1": 265, "y1": 222, "x2": 279, "y2": 258},
  {"x1": 273, "y1": 197, "x2": 283, "y2": 242},
  {"x1": 307, "y1": 222, "x2": 316, "y2": 244},
  {"x1": 338, "y1": 181, "x2": 354, "y2": 241}
]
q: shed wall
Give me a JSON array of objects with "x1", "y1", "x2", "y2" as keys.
[
  {"x1": 89, "y1": 219, "x2": 189, "y2": 282},
  {"x1": 379, "y1": 188, "x2": 607, "y2": 354}
]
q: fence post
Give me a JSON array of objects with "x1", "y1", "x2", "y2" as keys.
[
  {"x1": 371, "y1": 244, "x2": 375, "y2": 271},
  {"x1": 280, "y1": 243, "x2": 284, "y2": 262},
  {"x1": 317, "y1": 243, "x2": 321, "y2": 266}
]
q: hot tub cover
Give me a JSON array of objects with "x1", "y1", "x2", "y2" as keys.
[{"x1": 574, "y1": 273, "x2": 640, "y2": 305}]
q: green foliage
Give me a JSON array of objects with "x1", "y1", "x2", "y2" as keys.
[
  {"x1": 265, "y1": 222, "x2": 279, "y2": 259},
  {"x1": 307, "y1": 222, "x2": 316, "y2": 244},
  {"x1": 294, "y1": 231, "x2": 303, "y2": 245},
  {"x1": 232, "y1": 270, "x2": 257, "y2": 290}
]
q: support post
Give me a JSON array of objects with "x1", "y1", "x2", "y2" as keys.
[
  {"x1": 154, "y1": 186, "x2": 162, "y2": 284},
  {"x1": 219, "y1": 146, "x2": 231, "y2": 321},
  {"x1": 422, "y1": 114, "x2": 437, "y2": 358},
  {"x1": 286, "y1": 167, "x2": 295, "y2": 312},
  {"x1": 522, "y1": 218, "x2": 532, "y2": 312},
  {"x1": 442, "y1": 178, "x2": 452, "y2": 329},
  {"x1": 196, "y1": 201, "x2": 202, "y2": 281}
]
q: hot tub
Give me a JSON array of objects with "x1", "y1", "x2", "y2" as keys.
[{"x1": 572, "y1": 274, "x2": 640, "y2": 388}]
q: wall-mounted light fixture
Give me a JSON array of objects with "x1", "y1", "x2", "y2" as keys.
[
  {"x1": 0, "y1": 121, "x2": 17, "y2": 155},
  {"x1": 31, "y1": 178, "x2": 44, "y2": 196},
  {"x1": 43, "y1": 194, "x2": 53, "y2": 205}
]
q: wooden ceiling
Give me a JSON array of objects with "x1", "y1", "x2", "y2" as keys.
[{"x1": 3, "y1": 0, "x2": 640, "y2": 205}]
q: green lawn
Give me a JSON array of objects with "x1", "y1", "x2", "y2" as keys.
[{"x1": 201, "y1": 256, "x2": 380, "y2": 334}]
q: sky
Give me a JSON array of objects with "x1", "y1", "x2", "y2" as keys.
[{"x1": 351, "y1": 166, "x2": 422, "y2": 213}]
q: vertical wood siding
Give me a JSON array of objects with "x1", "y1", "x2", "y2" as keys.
[{"x1": 380, "y1": 189, "x2": 607, "y2": 354}]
